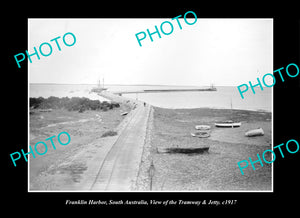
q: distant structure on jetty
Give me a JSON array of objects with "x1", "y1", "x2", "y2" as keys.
[{"x1": 91, "y1": 78, "x2": 107, "y2": 93}]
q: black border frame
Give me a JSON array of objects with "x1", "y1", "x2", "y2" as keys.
[{"x1": 4, "y1": 4, "x2": 300, "y2": 212}]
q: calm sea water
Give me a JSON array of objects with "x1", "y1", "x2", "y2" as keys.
[{"x1": 30, "y1": 84, "x2": 272, "y2": 112}]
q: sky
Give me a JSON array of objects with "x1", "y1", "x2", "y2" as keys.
[{"x1": 28, "y1": 18, "x2": 273, "y2": 86}]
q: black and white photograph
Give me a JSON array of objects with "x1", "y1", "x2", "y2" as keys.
[
  {"x1": 28, "y1": 18, "x2": 273, "y2": 191},
  {"x1": 5, "y1": 4, "x2": 299, "y2": 213}
]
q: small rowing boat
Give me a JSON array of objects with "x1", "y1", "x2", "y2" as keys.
[
  {"x1": 191, "y1": 131, "x2": 210, "y2": 138},
  {"x1": 157, "y1": 147, "x2": 209, "y2": 154},
  {"x1": 245, "y1": 128, "x2": 264, "y2": 137},
  {"x1": 215, "y1": 120, "x2": 241, "y2": 128},
  {"x1": 195, "y1": 125, "x2": 211, "y2": 130}
]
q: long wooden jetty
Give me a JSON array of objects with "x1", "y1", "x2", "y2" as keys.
[{"x1": 113, "y1": 87, "x2": 217, "y2": 95}]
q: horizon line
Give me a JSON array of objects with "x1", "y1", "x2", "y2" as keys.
[{"x1": 29, "y1": 83, "x2": 238, "y2": 86}]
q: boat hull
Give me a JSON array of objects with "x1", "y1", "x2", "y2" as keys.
[
  {"x1": 195, "y1": 125, "x2": 211, "y2": 130},
  {"x1": 245, "y1": 128, "x2": 264, "y2": 137},
  {"x1": 191, "y1": 131, "x2": 210, "y2": 138},
  {"x1": 157, "y1": 147, "x2": 209, "y2": 154},
  {"x1": 215, "y1": 122, "x2": 241, "y2": 128}
]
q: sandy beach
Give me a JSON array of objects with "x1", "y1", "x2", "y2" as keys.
[{"x1": 136, "y1": 107, "x2": 272, "y2": 191}]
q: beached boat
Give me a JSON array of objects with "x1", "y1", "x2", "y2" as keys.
[
  {"x1": 157, "y1": 147, "x2": 209, "y2": 154},
  {"x1": 245, "y1": 128, "x2": 264, "y2": 137},
  {"x1": 195, "y1": 125, "x2": 211, "y2": 130},
  {"x1": 191, "y1": 131, "x2": 210, "y2": 138},
  {"x1": 215, "y1": 120, "x2": 241, "y2": 128}
]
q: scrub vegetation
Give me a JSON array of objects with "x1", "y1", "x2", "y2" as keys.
[{"x1": 30, "y1": 96, "x2": 120, "y2": 112}]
